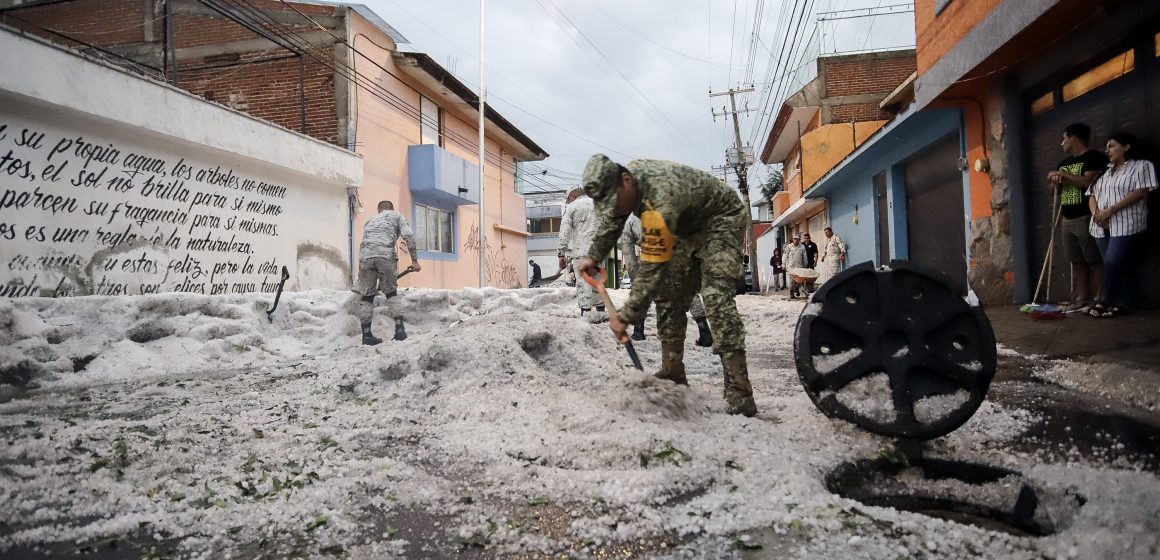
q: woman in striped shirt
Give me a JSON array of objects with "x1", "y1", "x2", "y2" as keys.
[{"x1": 1086, "y1": 132, "x2": 1157, "y2": 318}]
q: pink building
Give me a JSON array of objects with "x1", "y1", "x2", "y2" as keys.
[{"x1": 348, "y1": 11, "x2": 548, "y2": 290}]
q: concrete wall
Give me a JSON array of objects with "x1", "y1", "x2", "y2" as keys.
[
  {"x1": 348, "y1": 15, "x2": 530, "y2": 290},
  {"x1": 0, "y1": 28, "x2": 361, "y2": 297}
]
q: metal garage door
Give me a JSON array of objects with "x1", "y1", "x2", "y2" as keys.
[
  {"x1": 904, "y1": 132, "x2": 968, "y2": 288},
  {"x1": 1027, "y1": 41, "x2": 1160, "y2": 308}
]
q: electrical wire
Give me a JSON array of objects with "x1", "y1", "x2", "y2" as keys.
[{"x1": 533, "y1": 0, "x2": 702, "y2": 156}]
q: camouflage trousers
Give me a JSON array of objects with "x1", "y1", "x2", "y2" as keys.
[
  {"x1": 350, "y1": 257, "x2": 403, "y2": 324},
  {"x1": 570, "y1": 256, "x2": 601, "y2": 309},
  {"x1": 653, "y1": 214, "x2": 745, "y2": 355}
]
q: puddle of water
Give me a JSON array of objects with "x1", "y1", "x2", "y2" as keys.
[{"x1": 1018, "y1": 405, "x2": 1160, "y2": 471}]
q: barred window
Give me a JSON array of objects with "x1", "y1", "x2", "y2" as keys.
[{"x1": 414, "y1": 204, "x2": 453, "y2": 253}]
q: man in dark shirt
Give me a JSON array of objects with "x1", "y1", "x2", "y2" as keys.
[
  {"x1": 528, "y1": 260, "x2": 542, "y2": 288},
  {"x1": 1046, "y1": 122, "x2": 1107, "y2": 311},
  {"x1": 802, "y1": 233, "x2": 819, "y2": 269}
]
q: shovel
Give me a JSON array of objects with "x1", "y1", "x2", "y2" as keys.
[
  {"x1": 266, "y1": 266, "x2": 291, "y2": 322},
  {"x1": 396, "y1": 265, "x2": 416, "y2": 280},
  {"x1": 580, "y1": 267, "x2": 643, "y2": 371}
]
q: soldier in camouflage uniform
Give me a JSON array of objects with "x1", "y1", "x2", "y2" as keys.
[
  {"x1": 353, "y1": 200, "x2": 420, "y2": 345},
  {"x1": 576, "y1": 155, "x2": 757, "y2": 417},
  {"x1": 559, "y1": 190, "x2": 606, "y2": 320},
  {"x1": 620, "y1": 213, "x2": 713, "y2": 346}
]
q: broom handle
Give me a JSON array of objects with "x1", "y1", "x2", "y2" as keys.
[{"x1": 1033, "y1": 189, "x2": 1062, "y2": 304}]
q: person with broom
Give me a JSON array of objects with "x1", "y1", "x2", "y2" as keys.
[
  {"x1": 575, "y1": 154, "x2": 757, "y2": 417},
  {"x1": 1046, "y1": 123, "x2": 1107, "y2": 313}
]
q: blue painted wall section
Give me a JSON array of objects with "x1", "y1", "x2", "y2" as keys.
[{"x1": 807, "y1": 108, "x2": 963, "y2": 269}]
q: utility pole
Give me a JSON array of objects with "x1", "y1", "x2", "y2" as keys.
[{"x1": 710, "y1": 86, "x2": 760, "y2": 292}]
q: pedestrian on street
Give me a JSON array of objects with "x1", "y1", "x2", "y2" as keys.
[
  {"x1": 352, "y1": 200, "x2": 420, "y2": 345},
  {"x1": 802, "y1": 233, "x2": 819, "y2": 269},
  {"x1": 819, "y1": 227, "x2": 846, "y2": 283},
  {"x1": 528, "y1": 260, "x2": 542, "y2": 288},
  {"x1": 576, "y1": 154, "x2": 757, "y2": 417},
  {"x1": 620, "y1": 213, "x2": 713, "y2": 345},
  {"x1": 783, "y1": 234, "x2": 807, "y2": 298},
  {"x1": 770, "y1": 245, "x2": 785, "y2": 291},
  {"x1": 1086, "y1": 132, "x2": 1157, "y2": 318},
  {"x1": 1046, "y1": 122, "x2": 1107, "y2": 312},
  {"x1": 559, "y1": 188, "x2": 607, "y2": 321}
]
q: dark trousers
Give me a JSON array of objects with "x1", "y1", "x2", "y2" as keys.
[{"x1": 1095, "y1": 231, "x2": 1143, "y2": 309}]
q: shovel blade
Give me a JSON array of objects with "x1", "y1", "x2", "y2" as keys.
[{"x1": 625, "y1": 342, "x2": 643, "y2": 371}]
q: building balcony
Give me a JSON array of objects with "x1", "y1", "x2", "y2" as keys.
[{"x1": 407, "y1": 144, "x2": 480, "y2": 207}]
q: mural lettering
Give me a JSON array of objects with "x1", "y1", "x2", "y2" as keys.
[{"x1": 0, "y1": 117, "x2": 301, "y2": 298}]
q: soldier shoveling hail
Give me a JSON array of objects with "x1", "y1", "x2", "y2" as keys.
[
  {"x1": 350, "y1": 200, "x2": 420, "y2": 345},
  {"x1": 576, "y1": 154, "x2": 758, "y2": 417}
]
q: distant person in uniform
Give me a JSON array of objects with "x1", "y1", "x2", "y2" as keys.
[
  {"x1": 819, "y1": 227, "x2": 847, "y2": 283},
  {"x1": 352, "y1": 200, "x2": 420, "y2": 345},
  {"x1": 577, "y1": 154, "x2": 757, "y2": 417},
  {"x1": 559, "y1": 188, "x2": 605, "y2": 319}
]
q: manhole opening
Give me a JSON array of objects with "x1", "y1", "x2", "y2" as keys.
[{"x1": 825, "y1": 455, "x2": 1085, "y2": 537}]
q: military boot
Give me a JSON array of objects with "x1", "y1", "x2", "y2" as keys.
[
  {"x1": 721, "y1": 351, "x2": 757, "y2": 417},
  {"x1": 392, "y1": 317, "x2": 407, "y2": 341},
  {"x1": 694, "y1": 318, "x2": 713, "y2": 347},
  {"x1": 360, "y1": 320, "x2": 382, "y2": 346},
  {"x1": 630, "y1": 321, "x2": 646, "y2": 341},
  {"x1": 654, "y1": 341, "x2": 688, "y2": 385}
]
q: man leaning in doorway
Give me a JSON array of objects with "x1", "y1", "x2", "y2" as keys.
[{"x1": 1046, "y1": 122, "x2": 1107, "y2": 313}]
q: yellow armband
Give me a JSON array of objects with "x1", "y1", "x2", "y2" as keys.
[{"x1": 640, "y1": 201, "x2": 674, "y2": 263}]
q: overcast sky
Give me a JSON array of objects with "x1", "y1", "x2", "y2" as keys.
[{"x1": 361, "y1": 0, "x2": 916, "y2": 195}]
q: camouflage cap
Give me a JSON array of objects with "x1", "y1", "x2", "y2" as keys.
[{"x1": 581, "y1": 154, "x2": 621, "y2": 202}]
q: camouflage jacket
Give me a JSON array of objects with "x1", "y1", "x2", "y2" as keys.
[
  {"x1": 359, "y1": 210, "x2": 418, "y2": 261},
  {"x1": 558, "y1": 196, "x2": 597, "y2": 258},
  {"x1": 587, "y1": 159, "x2": 744, "y2": 323},
  {"x1": 783, "y1": 243, "x2": 807, "y2": 269},
  {"x1": 618, "y1": 213, "x2": 642, "y2": 249}
]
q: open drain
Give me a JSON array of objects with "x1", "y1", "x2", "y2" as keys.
[
  {"x1": 824, "y1": 444, "x2": 1085, "y2": 536},
  {"x1": 795, "y1": 262, "x2": 1086, "y2": 536}
]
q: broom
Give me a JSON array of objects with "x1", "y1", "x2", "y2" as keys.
[{"x1": 1024, "y1": 188, "x2": 1065, "y2": 319}]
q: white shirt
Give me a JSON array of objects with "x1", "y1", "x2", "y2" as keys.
[{"x1": 1087, "y1": 159, "x2": 1157, "y2": 238}]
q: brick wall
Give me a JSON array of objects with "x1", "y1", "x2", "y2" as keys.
[
  {"x1": 2, "y1": 0, "x2": 148, "y2": 47},
  {"x1": 915, "y1": 0, "x2": 1004, "y2": 75},
  {"x1": 179, "y1": 52, "x2": 339, "y2": 145},
  {"x1": 6, "y1": 0, "x2": 342, "y2": 146},
  {"x1": 822, "y1": 53, "x2": 917, "y2": 99},
  {"x1": 830, "y1": 102, "x2": 893, "y2": 123}
]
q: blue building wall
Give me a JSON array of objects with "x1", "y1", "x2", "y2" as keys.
[{"x1": 809, "y1": 108, "x2": 964, "y2": 268}]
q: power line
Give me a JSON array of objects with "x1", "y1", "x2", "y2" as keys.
[{"x1": 533, "y1": 0, "x2": 702, "y2": 156}]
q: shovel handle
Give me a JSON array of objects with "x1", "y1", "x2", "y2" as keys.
[{"x1": 580, "y1": 267, "x2": 629, "y2": 344}]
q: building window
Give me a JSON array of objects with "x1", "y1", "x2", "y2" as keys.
[
  {"x1": 935, "y1": 0, "x2": 952, "y2": 15},
  {"x1": 1155, "y1": 32, "x2": 1160, "y2": 57},
  {"x1": 527, "y1": 217, "x2": 561, "y2": 234},
  {"x1": 1062, "y1": 49, "x2": 1135, "y2": 102},
  {"x1": 420, "y1": 95, "x2": 442, "y2": 146},
  {"x1": 1030, "y1": 92, "x2": 1054, "y2": 115},
  {"x1": 414, "y1": 204, "x2": 453, "y2": 253}
]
